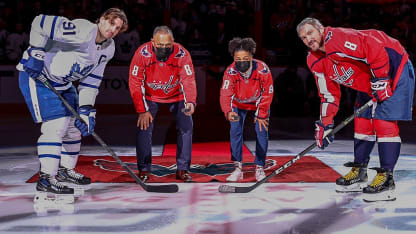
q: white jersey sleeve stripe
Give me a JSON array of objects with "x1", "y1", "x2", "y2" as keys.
[{"x1": 315, "y1": 72, "x2": 335, "y2": 102}]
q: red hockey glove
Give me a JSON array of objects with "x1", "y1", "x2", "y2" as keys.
[
  {"x1": 315, "y1": 120, "x2": 334, "y2": 150},
  {"x1": 371, "y1": 77, "x2": 392, "y2": 102}
]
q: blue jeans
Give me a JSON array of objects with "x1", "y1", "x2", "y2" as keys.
[{"x1": 229, "y1": 107, "x2": 269, "y2": 166}]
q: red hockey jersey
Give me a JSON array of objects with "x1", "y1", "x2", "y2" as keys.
[
  {"x1": 220, "y1": 59, "x2": 274, "y2": 119},
  {"x1": 129, "y1": 42, "x2": 197, "y2": 113},
  {"x1": 307, "y1": 27, "x2": 408, "y2": 124}
]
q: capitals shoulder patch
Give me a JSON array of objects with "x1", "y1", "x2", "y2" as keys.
[
  {"x1": 259, "y1": 62, "x2": 270, "y2": 74},
  {"x1": 140, "y1": 45, "x2": 152, "y2": 57},
  {"x1": 174, "y1": 48, "x2": 186, "y2": 58},
  {"x1": 228, "y1": 67, "x2": 238, "y2": 75}
]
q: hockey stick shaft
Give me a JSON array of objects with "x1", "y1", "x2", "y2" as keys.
[
  {"x1": 37, "y1": 76, "x2": 178, "y2": 193},
  {"x1": 219, "y1": 100, "x2": 374, "y2": 193}
]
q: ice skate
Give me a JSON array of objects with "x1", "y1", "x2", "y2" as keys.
[
  {"x1": 56, "y1": 166, "x2": 91, "y2": 185},
  {"x1": 226, "y1": 162, "x2": 243, "y2": 182},
  {"x1": 34, "y1": 172, "x2": 75, "y2": 204},
  {"x1": 56, "y1": 166, "x2": 91, "y2": 196},
  {"x1": 255, "y1": 165, "x2": 266, "y2": 181},
  {"x1": 335, "y1": 162, "x2": 368, "y2": 192},
  {"x1": 362, "y1": 168, "x2": 396, "y2": 202}
]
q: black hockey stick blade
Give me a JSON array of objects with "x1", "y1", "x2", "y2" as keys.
[
  {"x1": 145, "y1": 184, "x2": 179, "y2": 193},
  {"x1": 38, "y1": 76, "x2": 179, "y2": 193},
  {"x1": 94, "y1": 132, "x2": 179, "y2": 193},
  {"x1": 218, "y1": 100, "x2": 374, "y2": 193}
]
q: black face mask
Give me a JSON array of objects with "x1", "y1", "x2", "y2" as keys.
[
  {"x1": 155, "y1": 47, "x2": 171, "y2": 61},
  {"x1": 235, "y1": 61, "x2": 251, "y2": 73}
]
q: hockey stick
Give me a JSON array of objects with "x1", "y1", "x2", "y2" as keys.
[
  {"x1": 37, "y1": 75, "x2": 178, "y2": 193},
  {"x1": 218, "y1": 100, "x2": 374, "y2": 193}
]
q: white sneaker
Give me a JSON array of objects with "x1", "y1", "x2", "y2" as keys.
[
  {"x1": 255, "y1": 165, "x2": 266, "y2": 181},
  {"x1": 226, "y1": 162, "x2": 243, "y2": 182}
]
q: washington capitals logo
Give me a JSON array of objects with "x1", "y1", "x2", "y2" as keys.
[
  {"x1": 234, "y1": 90, "x2": 260, "y2": 104},
  {"x1": 174, "y1": 48, "x2": 185, "y2": 58},
  {"x1": 330, "y1": 64, "x2": 354, "y2": 86},
  {"x1": 141, "y1": 45, "x2": 152, "y2": 57},
  {"x1": 94, "y1": 159, "x2": 277, "y2": 177},
  {"x1": 146, "y1": 75, "x2": 178, "y2": 94}
]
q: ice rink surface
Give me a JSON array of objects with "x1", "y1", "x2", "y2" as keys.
[{"x1": 1, "y1": 140, "x2": 416, "y2": 234}]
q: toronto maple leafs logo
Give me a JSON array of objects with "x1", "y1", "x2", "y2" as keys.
[
  {"x1": 174, "y1": 48, "x2": 186, "y2": 58},
  {"x1": 140, "y1": 45, "x2": 152, "y2": 57},
  {"x1": 94, "y1": 159, "x2": 276, "y2": 176},
  {"x1": 63, "y1": 63, "x2": 94, "y2": 82}
]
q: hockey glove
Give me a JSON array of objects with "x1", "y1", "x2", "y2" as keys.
[
  {"x1": 23, "y1": 47, "x2": 45, "y2": 79},
  {"x1": 75, "y1": 105, "x2": 96, "y2": 137},
  {"x1": 370, "y1": 77, "x2": 392, "y2": 102},
  {"x1": 315, "y1": 120, "x2": 334, "y2": 150}
]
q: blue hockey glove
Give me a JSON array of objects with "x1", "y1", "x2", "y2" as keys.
[
  {"x1": 23, "y1": 47, "x2": 45, "y2": 79},
  {"x1": 314, "y1": 120, "x2": 334, "y2": 150},
  {"x1": 75, "y1": 105, "x2": 96, "y2": 137}
]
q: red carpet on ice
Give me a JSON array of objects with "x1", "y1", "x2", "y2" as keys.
[{"x1": 27, "y1": 142, "x2": 340, "y2": 183}]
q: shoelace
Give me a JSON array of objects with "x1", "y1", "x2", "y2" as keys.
[
  {"x1": 369, "y1": 172, "x2": 386, "y2": 187},
  {"x1": 49, "y1": 177, "x2": 66, "y2": 190},
  {"x1": 256, "y1": 167, "x2": 265, "y2": 177},
  {"x1": 343, "y1": 167, "x2": 359, "y2": 180},
  {"x1": 67, "y1": 169, "x2": 84, "y2": 180}
]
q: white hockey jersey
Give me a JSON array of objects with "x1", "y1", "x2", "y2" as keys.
[{"x1": 17, "y1": 14, "x2": 115, "y2": 106}]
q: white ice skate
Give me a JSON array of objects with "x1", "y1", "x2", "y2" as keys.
[{"x1": 34, "y1": 172, "x2": 75, "y2": 205}]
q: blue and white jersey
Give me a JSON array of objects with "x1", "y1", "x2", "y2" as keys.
[{"x1": 17, "y1": 14, "x2": 115, "y2": 106}]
